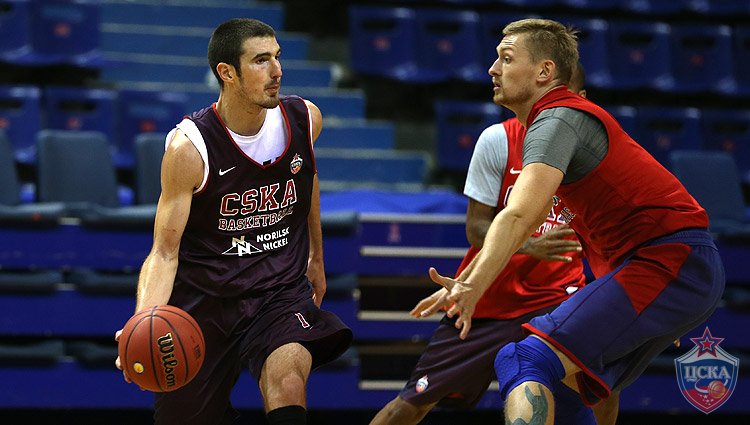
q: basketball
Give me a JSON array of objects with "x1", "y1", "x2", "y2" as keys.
[
  {"x1": 118, "y1": 305, "x2": 205, "y2": 392},
  {"x1": 708, "y1": 380, "x2": 727, "y2": 399}
]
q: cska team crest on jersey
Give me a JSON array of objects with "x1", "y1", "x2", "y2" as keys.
[
  {"x1": 674, "y1": 327, "x2": 739, "y2": 414},
  {"x1": 290, "y1": 153, "x2": 303, "y2": 174}
]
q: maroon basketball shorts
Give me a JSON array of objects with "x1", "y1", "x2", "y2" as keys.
[
  {"x1": 399, "y1": 304, "x2": 558, "y2": 408},
  {"x1": 153, "y1": 280, "x2": 352, "y2": 425},
  {"x1": 524, "y1": 228, "x2": 725, "y2": 405}
]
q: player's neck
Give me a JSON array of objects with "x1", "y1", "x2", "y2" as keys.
[
  {"x1": 515, "y1": 84, "x2": 565, "y2": 127},
  {"x1": 216, "y1": 91, "x2": 267, "y2": 136}
]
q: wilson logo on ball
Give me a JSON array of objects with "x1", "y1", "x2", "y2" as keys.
[{"x1": 157, "y1": 332, "x2": 179, "y2": 388}]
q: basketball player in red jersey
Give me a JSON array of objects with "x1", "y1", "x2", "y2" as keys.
[
  {"x1": 114, "y1": 18, "x2": 351, "y2": 425},
  {"x1": 430, "y1": 19, "x2": 724, "y2": 425},
  {"x1": 372, "y1": 65, "x2": 617, "y2": 425}
]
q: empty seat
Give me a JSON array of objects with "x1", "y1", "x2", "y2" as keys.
[
  {"x1": 36, "y1": 129, "x2": 156, "y2": 227},
  {"x1": 0, "y1": 131, "x2": 64, "y2": 226},
  {"x1": 560, "y1": 0, "x2": 619, "y2": 9},
  {"x1": 43, "y1": 86, "x2": 117, "y2": 144},
  {"x1": 413, "y1": 8, "x2": 484, "y2": 83},
  {"x1": 635, "y1": 107, "x2": 702, "y2": 166},
  {"x1": 435, "y1": 100, "x2": 505, "y2": 171},
  {"x1": 563, "y1": 17, "x2": 611, "y2": 88},
  {"x1": 0, "y1": 0, "x2": 32, "y2": 62},
  {"x1": 0, "y1": 85, "x2": 41, "y2": 164},
  {"x1": 685, "y1": 0, "x2": 750, "y2": 15},
  {"x1": 734, "y1": 25, "x2": 750, "y2": 95},
  {"x1": 116, "y1": 90, "x2": 187, "y2": 169},
  {"x1": 669, "y1": 24, "x2": 735, "y2": 94},
  {"x1": 134, "y1": 133, "x2": 164, "y2": 205},
  {"x1": 701, "y1": 109, "x2": 750, "y2": 182},
  {"x1": 28, "y1": 0, "x2": 101, "y2": 66},
  {"x1": 608, "y1": 21, "x2": 673, "y2": 90},
  {"x1": 348, "y1": 6, "x2": 418, "y2": 80},
  {"x1": 319, "y1": 120, "x2": 395, "y2": 150},
  {"x1": 670, "y1": 150, "x2": 750, "y2": 239}
]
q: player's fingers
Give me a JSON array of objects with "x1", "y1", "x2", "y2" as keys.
[
  {"x1": 547, "y1": 255, "x2": 573, "y2": 262},
  {"x1": 429, "y1": 267, "x2": 456, "y2": 291},
  {"x1": 115, "y1": 329, "x2": 122, "y2": 342},
  {"x1": 459, "y1": 317, "x2": 473, "y2": 340},
  {"x1": 411, "y1": 298, "x2": 433, "y2": 317},
  {"x1": 115, "y1": 355, "x2": 122, "y2": 370},
  {"x1": 547, "y1": 227, "x2": 576, "y2": 238},
  {"x1": 419, "y1": 292, "x2": 450, "y2": 318}
]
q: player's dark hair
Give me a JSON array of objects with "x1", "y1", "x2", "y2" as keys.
[{"x1": 208, "y1": 18, "x2": 276, "y2": 89}]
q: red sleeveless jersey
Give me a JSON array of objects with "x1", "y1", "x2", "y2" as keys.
[
  {"x1": 526, "y1": 87, "x2": 708, "y2": 276},
  {"x1": 461, "y1": 118, "x2": 586, "y2": 320}
]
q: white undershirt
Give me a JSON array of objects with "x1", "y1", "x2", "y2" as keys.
[{"x1": 226, "y1": 106, "x2": 287, "y2": 165}]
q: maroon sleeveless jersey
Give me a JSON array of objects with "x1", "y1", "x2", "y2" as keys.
[
  {"x1": 525, "y1": 87, "x2": 709, "y2": 276},
  {"x1": 175, "y1": 95, "x2": 315, "y2": 297}
]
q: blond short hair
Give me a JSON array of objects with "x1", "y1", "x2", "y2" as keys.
[{"x1": 503, "y1": 19, "x2": 579, "y2": 85}]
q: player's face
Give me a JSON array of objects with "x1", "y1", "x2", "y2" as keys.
[
  {"x1": 235, "y1": 36, "x2": 282, "y2": 109},
  {"x1": 488, "y1": 33, "x2": 537, "y2": 108}
]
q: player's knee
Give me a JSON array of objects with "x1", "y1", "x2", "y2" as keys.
[
  {"x1": 276, "y1": 371, "x2": 306, "y2": 397},
  {"x1": 494, "y1": 337, "x2": 565, "y2": 401}
]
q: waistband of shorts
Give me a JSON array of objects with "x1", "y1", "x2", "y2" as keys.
[{"x1": 646, "y1": 227, "x2": 715, "y2": 248}]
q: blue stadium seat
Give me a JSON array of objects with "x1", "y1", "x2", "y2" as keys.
[
  {"x1": 36, "y1": 130, "x2": 119, "y2": 207},
  {"x1": 608, "y1": 21, "x2": 673, "y2": 90},
  {"x1": 0, "y1": 85, "x2": 41, "y2": 164},
  {"x1": 435, "y1": 100, "x2": 506, "y2": 171},
  {"x1": 701, "y1": 109, "x2": 750, "y2": 182},
  {"x1": 685, "y1": 0, "x2": 750, "y2": 15},
  {"x1": 349, "y1": 5, "x2": 418, "y2": 81},
  {"x1": 43, "y1": 87, "x2": 117, "y2": 146},
  {"x1": 669, "y1": 150, "x2": 750, "y2": 239},
  {"x1": 413, "y1": 8, "x2": 484, "y2": 83},
  {"x1": 480, "y1": 12, "x2": 539, "y2": 70},
  {"x1": 115, "y1": 90, "x2": 187, "y2": 169},
  {"x1": 134, "y1": 133, "x2": 164, "y2": 205},
  {"x1": 635, "y1": 107, "x2": 702, "y2": 166},
  {"x1": 620, "y1": 0, "x2": 686, "y2": 14},
  {"x1": 562, "y1": 17, "x2": 611, "y2": 88},
  {"x1": 669, "y1": 24, "x2": 735, "y2": 94},
  {"x1": 501, "y1": 0, "x2": 559, "y2": 6},
  {"x1": 28, "y1": 0, "x2": 101, "y2": 66},
  {"x1": 604, "y1": 105, "x2": 639, "y2": 141},
  {"x1": 0, "y1": 0, "x2": 32, "y2": 63},
  {"x1": 734, "y1": 25, "x2": 750, "y2": 96}
]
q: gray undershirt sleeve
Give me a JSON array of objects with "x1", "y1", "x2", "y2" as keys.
[{"x1": 523, "y1": 107, "x2": 609, "y2": 184}]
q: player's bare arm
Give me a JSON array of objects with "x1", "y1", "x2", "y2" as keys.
[
  {"x1": 431, "y1": 163, "x2": 564, "y2": 339},
  {"x1": 305, "y1": 100, "x2": 326, "y2": 306}
]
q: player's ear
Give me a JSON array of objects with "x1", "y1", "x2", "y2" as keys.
[
  {"x1": 538, "y1": 60, "x2": 555, "y2": 82},
  {"x1": 216, "y1": 63, "x2": 235, "y2": 84},
  {"x1": 578, "y1": 89, "x2": 587, "y2": 98}
]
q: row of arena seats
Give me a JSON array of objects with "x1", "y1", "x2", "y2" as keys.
[
  {"x1": 349, "y1": 5, "x2": 750, "y2": 94},
  {"x1": 391, "y1": 0, "x2": 750, "y2": 15},
  {"x1": 435, "y1": 101, "x2": 750, "y2": 181}
]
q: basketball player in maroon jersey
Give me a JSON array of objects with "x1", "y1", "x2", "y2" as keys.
[
  {"x1": 372, "y1": 64, "x2": 618, "y2": 425},
  {"x1": 115, "y1": 18, "x2": 351, "y2": 425},
  {"x1": 430, "y1": 19, "x2": 724, "y2": 424}
]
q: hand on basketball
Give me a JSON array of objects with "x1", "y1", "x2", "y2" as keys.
[
  {"x1": 429, "y1": 267, "x2": 481, "y2": 340},
  {"x1": 410, "y1": 287, "x2": 450, "y2": 318},
  {"x1": 114, "y1": 329, "x2": 133, "y2": 385},
  {"x1": 520, "y1": 224, "x2": 582, "y2": 262}
]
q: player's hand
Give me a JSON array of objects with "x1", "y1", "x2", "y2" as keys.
[
  {"x1": 429, "y1": 267, "x2": 481, "y2": 340},
  {"x1": 410, "y1": 287, "x2": 450, "y2": 318},
  {"x1": 307, "y1": 256, "x2": 327, "y2": 307},
  {"x1": 114, "y1": 329, "x2": 132, "y2": 384},
  {"x1": 519, "y1": 224, "x2": 581, "y2": 262}
]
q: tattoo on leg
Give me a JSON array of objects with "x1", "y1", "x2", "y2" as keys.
[{"x1": 505, "y1": 384, "x2": 549, "y2": 425}]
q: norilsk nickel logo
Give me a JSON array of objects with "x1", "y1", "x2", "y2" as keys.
[{"x1": 675, "y1": 327, "x2": 738, "y2": 414}]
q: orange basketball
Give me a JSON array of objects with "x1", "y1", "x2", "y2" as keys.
[
  {"x1": 708, "y1": 380, "x2": 726, "y2": 399},
  {"x1": 118, "y1": 305, "x2": 205, "y2": 392}
]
